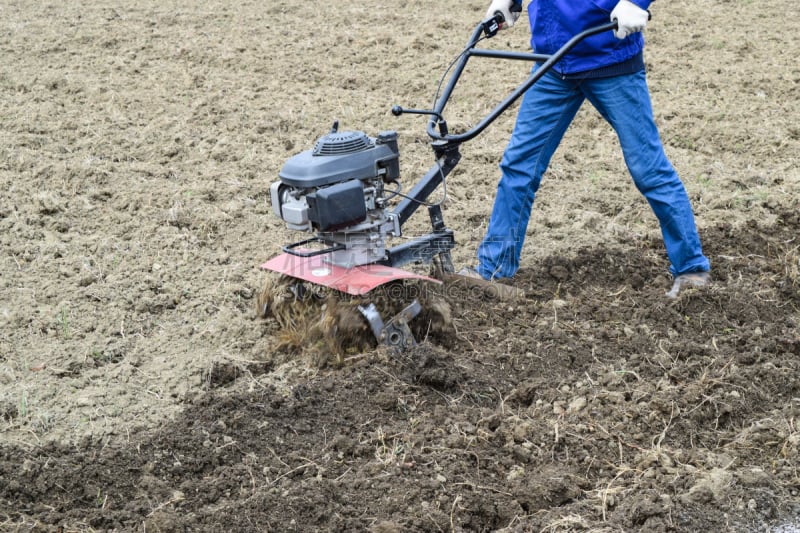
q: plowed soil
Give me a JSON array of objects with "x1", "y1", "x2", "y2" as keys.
[{"x1": 1, "y1": 1, "x2": 799, "y2": 531}]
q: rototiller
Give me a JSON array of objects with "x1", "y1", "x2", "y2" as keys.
[{"x1": 261, "y1": 14, "x2": 619, "y2": 351}]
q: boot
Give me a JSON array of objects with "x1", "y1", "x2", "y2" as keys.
[{"x1": 666, "y1": 271, "x2": 711, "y2": 299}]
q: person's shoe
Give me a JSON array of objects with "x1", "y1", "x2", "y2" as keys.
[
  {"x1": 666, "y1": 271, "x2": 711, "y2": 298},
  {"x1": 457, "y1": 266, "x2": 486, "y2": 280},
  {"x1": 451, "y1": 266, "x2": 524, "y2": 300}
]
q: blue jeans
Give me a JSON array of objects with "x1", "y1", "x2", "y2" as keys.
[{"x1": 476, "y1": 68, "x2": 711, "y2": 280}]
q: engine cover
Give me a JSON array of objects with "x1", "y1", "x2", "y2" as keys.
[{"x1": 278, "y1": 130, "x2": 400, "y2": 188}]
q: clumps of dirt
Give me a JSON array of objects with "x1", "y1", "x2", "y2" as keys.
[
  {"x1": 0, "y1": 207, "x2": 800, "y2": 532},
  {"x1": 3, "y1": 212, "x2": 799, "y2": 532},
  {"x1": 258, "y1": 274, "x2": 454, "y2": 366},
  {"x1": 395, "y1": 342, "x2": 465, "y2": 391},
  {"x1": 256, "y1": 273, "x2": 360, "y2": 361},
  {"x1": 201, "y1": 359, "x2": 273, "y2": 388}
]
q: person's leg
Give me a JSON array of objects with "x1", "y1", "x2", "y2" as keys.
[
  {"x1": 476, "y1": 70, "x2": 584, "y2": 280},
  {"x1": 581, "y1": 71, "x2": 710, "y2": 276}
]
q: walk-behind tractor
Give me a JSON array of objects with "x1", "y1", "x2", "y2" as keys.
[{"x1": 259, "y1": 15, "x2": 618, "y2": 356}]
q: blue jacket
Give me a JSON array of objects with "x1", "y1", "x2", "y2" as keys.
[{"x1": 522, "y1": 0, "x2": 652, "y2": 75}]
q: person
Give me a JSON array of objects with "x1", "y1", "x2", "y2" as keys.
[{"x1": 465, "y1": 0, "x2": 711, "y2": 298}]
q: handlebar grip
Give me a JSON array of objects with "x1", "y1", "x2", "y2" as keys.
[
  {"x1": 494, "y1": 2, "x2": 522, "y2": 25},
  {"x1": 611, "y1": 9, "x2": 652, "y2": 25},
  {"x1": 482, "y1": 14, "x2": 503, "y2": 37}
]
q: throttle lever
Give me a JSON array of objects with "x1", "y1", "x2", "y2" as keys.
[
  {"x1": 482, "y1": 14, "x2": 502, "y2": 38},
  {"x1": 391, "y1": 105, "x2": 448, "y2": 135}
]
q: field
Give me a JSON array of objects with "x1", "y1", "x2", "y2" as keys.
[{"x1": 1, "y1": 0, "x2": 799, "y2": 531}]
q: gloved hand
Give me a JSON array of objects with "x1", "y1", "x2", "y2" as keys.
[
  {"x1": 486, "y1": 0, "x2": 521, "y2": 29},
  {"x1": 610, "y1": 0, "x2": 649, "y2": 39}
]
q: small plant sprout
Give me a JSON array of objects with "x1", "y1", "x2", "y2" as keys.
[
  {"x1": 59, "y1": 305, "x2": 70, "y2": 339},
  {"x1": 18, "y1": 391, "x2": 28, "y2": 419}
]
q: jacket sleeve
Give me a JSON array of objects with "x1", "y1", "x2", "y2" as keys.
[
  {"x1": 591, "y1": 0, "x2": 652, "y2": 11},
  {"x1": 629, "y1": 0, "x2": 652, "y2": 9}
]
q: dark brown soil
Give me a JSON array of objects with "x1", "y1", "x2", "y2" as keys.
[
  {"x1": 2, "y1": 1, "x2": 799, "y2": 531},
  {"x1": 3, "y1": 216, "x2": 800, "y2": 532}
]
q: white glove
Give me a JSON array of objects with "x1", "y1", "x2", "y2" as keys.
[
  {"x1": 610, "y1": 0, "x2": 649, "y2": 39},
  {"x1": 486, "y1": 0, "x2": 520, "y2": 29}
]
